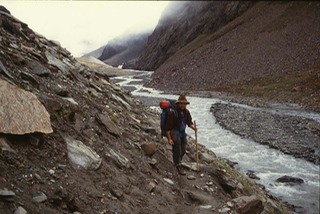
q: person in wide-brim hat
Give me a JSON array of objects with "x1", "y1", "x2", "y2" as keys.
[
  {"x1": 176, "y1": 94, "x2": 190, "y2": 104},
  {"x1": 165, "y1": 94, "x2": 196, "y2": 176}
]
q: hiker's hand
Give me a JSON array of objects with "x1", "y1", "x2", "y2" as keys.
[
  {"x1": 190, "y1": 124, "x2": 197, "y2": 132},
  {"x1": 168, "y1": 139, "x2": 174, "y2": 145}
]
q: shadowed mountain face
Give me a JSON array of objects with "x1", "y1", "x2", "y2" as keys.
[
  {"x1": 144, "y1": 1, "x2": 320, "y2": 88},
  {"x1": 135, "y1": 1, "x2": 254, "y2": 71},
  {"x1": 89, "y1": 30, "x2": 152, "y2": 69}
]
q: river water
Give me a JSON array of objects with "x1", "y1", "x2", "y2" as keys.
[{"x1": 112, "y1": 71, "x2": 320, "y2": 214}]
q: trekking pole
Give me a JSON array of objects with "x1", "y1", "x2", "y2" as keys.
[{"x1": 194, "y1": 120, "x2": 199, "y2": 172}]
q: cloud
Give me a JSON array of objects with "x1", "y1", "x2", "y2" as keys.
[{"x1": 0, "y1": 1, "x2": 169, "y2": 56}]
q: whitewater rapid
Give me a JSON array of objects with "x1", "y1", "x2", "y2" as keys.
[{"x1": 113, "y1": 72, "x2": 320, "y2": 214}]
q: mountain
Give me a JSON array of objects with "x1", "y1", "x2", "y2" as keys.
[
  {"x1": 0, "y1": 5, "x2": 291, "y2": 214},
  {"x1": 87, "y1": 30, "x2": 152, "y2": 69},
  {"x1": 135, "y1": 1, "x2": 255, "y2": 71},
  {"x1": 139, "y1": 1, "x2": 320, "y2": 111}
]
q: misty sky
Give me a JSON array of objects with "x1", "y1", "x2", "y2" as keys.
[{"x1": 0, "y1": 1, "x2": 169, "y2": 57}]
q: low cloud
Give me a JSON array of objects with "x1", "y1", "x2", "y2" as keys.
[{"x1": 0, "y1": 1, "x2": 169, "y2": 57}]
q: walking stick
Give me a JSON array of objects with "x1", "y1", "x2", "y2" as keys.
[{"x1": 194, "y1": 120, "x2": 199, "y2": 172}]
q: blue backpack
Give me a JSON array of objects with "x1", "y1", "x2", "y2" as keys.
[{"x1": 160, "y1": 99, "x2": 177, "y2": 137}]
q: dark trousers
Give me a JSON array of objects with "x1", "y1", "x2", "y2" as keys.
[{"x1": 171, "y1": 131, "x2": 187, "y2": 166}]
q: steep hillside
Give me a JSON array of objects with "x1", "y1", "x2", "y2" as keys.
[
  {"x1": 135, "y1": 1, "x2": 254, "y2": 71},
  {"x1": 145, "y1": 1, "x2": 320, "y2": 111},
  {"x1": 0, "y1": 6, "x2": 291, "y2": 214},
  {"x1": 96, "y1": 31, "x2": 152, "y2": 69}
]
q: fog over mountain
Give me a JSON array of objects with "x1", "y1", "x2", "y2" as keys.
[{"x1": 85, "y1": 29, "x2": 153, "y2": 69}]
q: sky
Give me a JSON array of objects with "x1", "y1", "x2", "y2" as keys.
[{"x1": 0, "y1": 1, "x2": 169, "y2": 57}]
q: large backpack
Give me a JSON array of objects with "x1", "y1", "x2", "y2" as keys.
[{"x1": 159, "y1": 99, "x2": 177, "y2": 137}]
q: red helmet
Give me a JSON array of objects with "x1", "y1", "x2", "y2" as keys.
[{"x1": 160, "y1": 100, "x2": 169, "y2": 109}]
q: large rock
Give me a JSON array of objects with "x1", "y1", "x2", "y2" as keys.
[
  {"x1": 275, "y1": 175, "x2": 304, "y2": 185},
  {"x1": 141, "y1": 143, "x2": 157, "y2": 156},
  {"x1": 232, "y1": 195, "x2": 264, "y2": 214},
  {"x1": 186, "y1": 190, "x2": 212, "y2": 204},
  {"x1": 0, "y1": 188, "x2": 15, "y2": 197},
  {"x1": 107, "y1": 149, "x2": 130, "y2": 169},
  {"x1": 97, "y1": 114, "x2": 120, "y2": 137},
  {"x1": 45, "y1": 51, "x2": 69, "y2": 75},
  {"x1": 33, "y1": 192, "x2": 47, "y2": 203},
  {"x1": 26, "y1": 60, "x2": 51, "y2": 77},
  {"x1": 15, "y1": 206, "x2": 27, "y2": 214},
  {"x1": 65, "y1": 137, "x2": 102, "y2": 170},
  {"x1": 200, "y1": 152, "x2": 216, "y2": 163},
  {"x1": 0, "y1": 79, "x2": 53, "y2": 134}
]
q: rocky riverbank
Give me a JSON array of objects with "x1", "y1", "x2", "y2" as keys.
[{"x1": 211, "y1": 103, "x2": 320, "y2": 165}]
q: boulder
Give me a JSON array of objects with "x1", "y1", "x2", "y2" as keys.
[
  {"x1": 108, "y1": 149, "x2": 130, "y2": 169},
  {"x1": 141, "y1": 143, "x2": 157, "y2": 156},
  {"x1": 33, "y1": 192, "x2": 47, "y2": 203},
  {"x1": 15, "y1": 206, "x2": 27, "y2": 214},
  {"x1": 26, "y1": 60, "x2": 51, "y2": 77},
  {"x1": 186, "y1": 190, "x2": 212, "y2": 204},
  {"x1": 0, "y1": 188, "x2": 15, "y2": 197},
  {"x1": 203, "y1": 168, "x2": 237, "y2": 193},
  {"x1": 0, "y1": 79, "x2": 53, "y2": 134},
  {"x1": 180, "y1": 162, "x2": 205, "y2": 172},
  {"x1": 45, "y1": 51, "x2": 69, "y2": 75},
  {"x1": 232, "y1": 195, "x2": 264, "y2": 214},
  {"x1": 275, "y1": 175, "x2": 304, "y2": 185},
  {"x1": 97, "y1": 114, "x2": 120, "y2": 137},
  {"x1": 200, "y1": 152, "x2": 216, "y2": 163},
  {"x1": 65, "y1": 137, "x2": 102, "y2": 170},
  {"x1": 246, "y1": 170, "x2": 260, "y2": 180}
]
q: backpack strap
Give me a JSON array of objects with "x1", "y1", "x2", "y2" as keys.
[{"x1": 172, "y1": 108, "x2": 178, "y2": 119}]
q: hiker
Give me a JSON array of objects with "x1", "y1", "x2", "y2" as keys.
[{"x1": 165, "y1": 94, "x2": 197, "y2": 175}]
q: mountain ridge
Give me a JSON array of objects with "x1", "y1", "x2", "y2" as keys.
[{"x1": 142, "y1": 1, "x2": 320, "y2": 111}]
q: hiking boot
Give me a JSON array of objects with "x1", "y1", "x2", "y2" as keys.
[{"x1": 177, "y1": 166, "x2": 186, "y2": 176}]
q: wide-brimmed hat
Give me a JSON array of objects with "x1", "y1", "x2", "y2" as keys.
[{"x1": 176, "y1": 94, "x2": 190, "y2": 104}]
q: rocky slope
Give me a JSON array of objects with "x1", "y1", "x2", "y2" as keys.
[
  {"x1": 135, "y1": 1, "x2": 254, "y2": 71},
  {"x1": 142, "y1": 1, "x2": 320, "y2": 111},
  {"x1": 0, "y1": 6, "x2": 292, "y2": 214}
]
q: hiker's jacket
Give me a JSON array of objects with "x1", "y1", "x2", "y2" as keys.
[{"x1": 165, "y1": 108, "x2": 193, "y2": 135}]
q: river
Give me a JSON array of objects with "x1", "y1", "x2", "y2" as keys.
[{"x1": 112, "y1": 71, "x2": 320, "y2": 214}]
